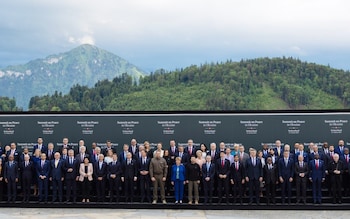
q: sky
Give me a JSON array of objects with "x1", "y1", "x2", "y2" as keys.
[{"x1": 1, "y1": 0, "x2": 350, "y2": 72}]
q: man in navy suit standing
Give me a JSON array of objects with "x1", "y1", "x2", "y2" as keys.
[
  {"x1": 216, "y1": 151, "x2": 230, "y2": 204},
  {"x1": 245, "y1": 148, "x2": 263, "y2": 205},
  {"x1": 309, "y1": 153, "x2": 325, "y2": 204},
  {"x1": 278, "y1": 150, "x2": 294, "y2": 204},
  {"x1": 94, "y1": 154, "x2": 107, "y2": 202},
  {"x1": 63, "y1": 149, "x2": 78, "y2": 203},
  {"x1": 107, "y1": 153, "x2": 122, "y2": 202},
  {"x1": 184, "y1": 139, "x2": 196, "y2": 157},
  {"x1": 20, "y1": 154, "x2": 34, "y2": 203},
  {"x1": 335, "y1": 139, "x2": 346, "y2": 156},
  {"x1": 4, "y1": 154, "x2": 18, "y2": 203},
  {"x1": 121, "y1": 152, "x2": 138, "y2": 203},
  {"x1": 202, "y1": 155, "x2": 215, "y2": 204},
  {"x1": 50, "y1": 152, "x2": 64, "y2": 202},
  {"x1": 36, "y1": 153, "x2": 50, "y2": 203},
  {"x1": 138, "y1": 150, "x2": 151, "y2": 203},
  {"x1": 33, "y1": 137, "x2": 46, "y2": 153},
  {"x1": 230, "y1": 154, "x2": 245, "y2": 204}
]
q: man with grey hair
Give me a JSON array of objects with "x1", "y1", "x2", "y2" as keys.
[
  {"x1": 94, "y1": 154, "x2": 107, "y2": 202},
  {"x1": 20, "y1": 153, "x2": 33, "y2": 203},
  {"x1": 328, "y1": 153, "x2": 344, "y2": 204},
  {"x1": 76, "y1": 145, "x2": 89, "y2": 163}
]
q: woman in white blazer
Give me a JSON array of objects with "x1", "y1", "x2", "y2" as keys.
[{"x1": 79, "y1": 157, "x2": 93, "y2": 202}]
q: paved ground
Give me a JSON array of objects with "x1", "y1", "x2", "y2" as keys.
[{"x1": 0, "y1": 208, "x2": 349, "y2": 219}]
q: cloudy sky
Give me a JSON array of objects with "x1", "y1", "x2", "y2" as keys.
[{"x1": 1, "y1": 0, "x2": 349, "y2": 72}]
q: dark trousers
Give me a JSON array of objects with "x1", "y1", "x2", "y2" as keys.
[
  {"x1": 81, "y1": 179, "x2": 91, "y2": 200},
  {"x1": 139, "y1": 175, "x2": 150, "y2": 202},
  {"x1": 96, "y1": 179, "x2": 106, "y2": 202},
  {"x1": 248, "y1": 178, "x2": 260, "y2": 203},
  {"x1": 65, "y1": 178, "x2": 77, "y2": 202},
  {"x1": 232, "y1": 180, "x2": 243, "y2": 202},
  {"x1": 174, "y1": 179, "x2": 184, "y2": 201},
  {"x1": 109, "y1": 177, "x2": 121, "y2": 201},
  {"x1": 332, "y1": 175, "x2": 342, "y2": 201},
  {"x1": 296, "y1": 177, "x2": 307, "y2": 202},
  {"x1": 7, "y1": 179, "x2": 16, "y2": 201},
  {"x1": 202, "y1": 179, "x2": 213, "y2": 203},
  {"x1": 312, "y1": 178, "x2": 322, "y2": 203},
  {"x1": 265, "y1": 182, "x2": 276, "y2": 203},
  {"x1": 342, "y1": 173, "x2": 350, "y2": 196},
  {"x1": 38, "y1": 178, "x2": 48, "y2": 201},
  {"x1": 52, "y1": 178, "x2": 63, "y2": 202},
  {"x1": 281, "y1": 178, "x2": 292, "y2": 202},
  {"x1": 22, "y1": 176, "x2": 32, "y2": 201},
  {"x1": 124, "y1": 178, "x2": 134, "y2": 201},
  {"x1": 217, "y1": 178, "x2": 229, "y2": 201}
]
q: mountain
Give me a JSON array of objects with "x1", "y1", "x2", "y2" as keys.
[
  {"x1": 28, "y1": 57, "x2": 350, "y2": 111},
  {"x1": 0, "y1": 44, "x2": 145, "y2": 109}
]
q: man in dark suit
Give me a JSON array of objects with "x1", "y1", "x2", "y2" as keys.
[
  {"x1": 341, "y1": 148, "x2": 350, "y2": 196},
  {"x1": 295, "y1": 154, "x2": 308, "y2": 204},
  {"x1": 238, "y1": 145, "x2": 249, "y2": 164},
  {"x1": 107, "y1": 153, "x2": 122, "y2": 202},
  {"x1": 207, "y1": 143, "x2": 219, "y2": 162},
  {"x1": 168, "y1": 140, "x2": 178, "y2": 166},
  {"x1": 58, "y1": 137, "x2": 72, "y2": 154},
  {"x1": 50, "y1": 152, "x2": 64, "y2": 202},
  {"x1": 6, "y1": 142, "x2": 20, "y2": 162},
  {"x1": 33, "y1": 137, "x2": 47, "y2": 153},
  {"x1": 4, "y1": 154, "x2": 18, "y2": 202},
  {"x1": 88, "y1": 142, "x2": 98, "y2": 158},
  {"x1": 94, "y1": 154, "x2": 107, "y2": 202},
  {"x1": 121, "y1": 152, "x2": 138, "y2": 203},
  {"x1": 175, "y1": 145, "x2": 189, "y2": 166},
  {"x1": 138, "y1": 151, "x2": 151, "y2": 203},
  {"x1": 261, "y1": 144, "x2": 270, "y2": 159},
  {"x1": 75, "y1": 146, "x2": 89, "y2": 163},
  {"x1": 184, "y1": 139, "x2": 196, "y2": 157},
  {"x1": 20, "y1": 154, "x2": 34, "y2": 203},
  {"x1": 230, "y1": 154, "x2": 245, "y2": 204},
  {"x1": 64, "y1": 149, "x2": 78, "y2": 203},
  {"x1": 335, "y1": 139, "x2": 346, "y2": 156},
  {"x1": 278, "y1": 150, "x2": 294, "y2": 204},
  {"x1": 36, "y1": 153, "x2": 51, "y2": 203},
  {"x1": 102, "y1": 140, "x2": 116, "y2": 156},
  {"x1": 245, "y1": 148, "x2": 263, "y2": 205},
  {"x1": 309, "y1": 153, "x2": 325, "y2": 204},
  {"x1": 216, "y1": 151, "x2": 230, "y2": 204},
  {"x1": 263, "y1": 156, "x2": 278, "y2": 205},
  {"x1": 274, "y1": 140, "x2": 284, "y2": 159},
  {"x1": 328, "y1": 153, "x2": 344, "y2": 204},
  {"x1": 119, "y1": 144, "x2": 130, "y2": 162},
  {"x1": 295, "y1": 144, "x2": 308, "y2": 163},
  {"x1": 202, "y1": 155, "x2": 215, "y2": 204},
  {"x1": 129, "y1": 139, "x2": 139, "y2": 157}
]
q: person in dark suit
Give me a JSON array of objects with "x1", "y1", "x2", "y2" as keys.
[
  {"x1": 19, "y1": 147, "x2": 31, "y2": 163},
  {"x1": 36, "y1": 153, "x2": 50, "y2": 203},
  {"x1": 75, "y1": 146, "x2": 89, "y2": 163},
  {"x1": 4, "y1": 154, "x2": 18, "y2": 202},
  {"x1": 107, "y1": 153, "x2": 122, "y2": 202},
  {"x1": 129, "y1": 139, "x2": 139, "y2": 157},
  {"x1": 102, "y1": 140, "x2": 116, "y2": 156},
  {"x1": 88, "y1": 142, "x2": 97, "y2": 158},
  {"x1": 138, "y1": 150, "x2": 151, "y2": 203},
  {"x1": 0, "y1": 158, "x2": 5, "y2": 202},
  {"x1": 58, "y1": 137, "x2": 72, "y2": 154},
  {"x1": 207, "y1": 143, "x2": 219, "y2": 162},
  {"x1": 121, "y1": 152, "x2": 138, "y2": 203},
  {"x1": 230, "y1": 154, "x2": 245, "y2": 204},
  {"x1": 171, "y1": 157, "x2": 186, "y2": 204},
  {"x1": 119, "y1": 144, "x2": 130, "y2": 162},
  {"x1": 20, "y1": 154, "x2": 34, "y2": 202},
  {"x1": 168, "y1": 140, "x2": 178, "y2": 166},
  {"x1": 278, "y1": 150, "x2": 294, "y2": 204},
  {"x1": 328, "y1": 153, "x2": 344, "y2": 204},
  {"x1": 50, "y1": 152, "x2": 64, "y2": 202},
  {"x1": 216, "y1": 151, "x2": 230, "y2": 204},
  {"x1": 263, "y1": 156, "x2": 278, "y2": 205},
  {"x1": 309, "y1": 153, "x2": 325, "y2": 204},
  {"x1": 63, "y1": 149, "x2": 78, "y2": 203},
  {"x1": 335, "y1": 139, "x2": 346, "y2": 156},
  {"x1": 261, "y1": 144, "x2": 270, "y2": 159},
  {"x1": 184, "y1": 139, "x2": 197, "y2": 157},
  {"x1": 295, "y1": 144, "x2": 308, "y2": 163},
  {"x1": 175, "y1": 145, "x2": 189, "y2": 166},
  {"x1": 202, "y1": 155, "x2": 215, "y2": 204},
  {"x1": 6, "y1": 142, "x2": 20, "y2": 162},
  {"x1": 295, "y1": 154, "x2": 308, "y2": 204},
  {"x1": 245, "y1": 148, "x2": 263, "y2": 205},
  {"x1": 45, "y1": 143, "x2": 56, "y2": 161},
  {"x1": 341, "y1": 148, "x2": 350, "y2": 196},
  {"x1": 33, "y1": 137, "x2": 47, "y2": 154},
  {"x1": 274, "y1": 140, "x2": 284, "y2": 159},
  {"x1": 94, "y1": 154, "x2": 107, "y2": 202}
]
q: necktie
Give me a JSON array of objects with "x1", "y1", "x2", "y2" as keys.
[
  {"x1": 55, "y1": 160, "x2": 58, "y2": 168},
  {"x1": 285, "y1": 158, "x2": 288, "y2": 167},
  {"x1": 41, "y1": 161, "x2": 44, "y2": 168},
  {"x1": 347, "y1": 155, "x2": 349, "y2": 163},
  {"x1": 236, "y1": 162, "x2": 239, "y2": 170},
  {"x1": 316, "y1": 160, "x2": 319, "y2": 170},
  {"x1": 189, "y1": 147, "x2": 192, "y2": 155},
  {"x1": 179, "y1": 152, "x2": 182, "y2": 158},
  {"x1": 221, "y1": 159, "x2": 224, "y2": 168},
  {"x1": 100, "y1": 162, "x2": 102, "y2": 170},
  {"x1": 172, "y1": 147, "x2": 175, "y2": 154},
  {"x1": 207, "y1": 163, "x2": 210, "y2": 173},
  {"x1": 143, "y1": 158, "x2": 146, "y2": 165},
  {"x1": 93, "y1": 149, "x2": 96, "y2": 155},
  {"x1": 252, "y1": 158, "x2": 256, "y2": 166},
  {"x1": 269, "y1": 164, "x2": 272, "y2": 170},
  {"x1": 240, "y1": 153, "x2": 243, "y2": 160},
  {"x1": 25, "y1": 161, "x2": 28, "y2": 167},
  {"x1": 70, "y1": 158, "x2": 73, "y2": 165},
  {"x1": 300, "y1": 162, "x2": 303, "y2": 168}
]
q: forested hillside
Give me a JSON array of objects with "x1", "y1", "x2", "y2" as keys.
[{"x1": 28, "y1": 57, "x2": 350, "y2": 111}]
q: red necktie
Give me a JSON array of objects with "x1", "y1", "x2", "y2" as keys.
[
  {"x1": 316, "y1": 160, "x2": 319, "y2": 170},
  {"x1": 221, "y1": 159, "x2": 224, "y2": 168},
  {"x1": 189, "y1": 147, "x2": 192, "y2": 155}
]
